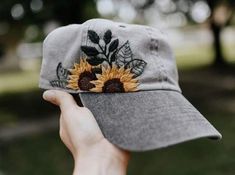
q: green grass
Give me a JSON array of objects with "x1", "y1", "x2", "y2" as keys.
[
  {"x1": 224, "y1": 43, "x2": 235, "y2": 63},
  {"x1": 0, "y1": 70, "x2": 39, "y2": 94},
  {"x1": 175, "y1": 44, "x2": 213, "y2": 70},
  {"x1": 0, "y1": 90, "x2": 57, "y2": 125},
  {"x1": 175, "y1": 43, "x2": 235, "y2": 70},
  {"x1": 0, "y1": 132, "x2": 74, "y2": 175}
]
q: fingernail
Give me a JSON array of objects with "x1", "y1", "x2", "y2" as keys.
[{"x1": 43, "y1": 90, "x2": 55, "y2": 101}]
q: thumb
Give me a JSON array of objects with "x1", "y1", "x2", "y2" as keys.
[{"x1": 43, "y1": 90, "x2": 78, "y2": 112}]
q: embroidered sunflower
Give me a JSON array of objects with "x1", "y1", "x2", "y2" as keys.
[
  {"x1": 67, "y1": 59, "x2": 97, "y2": 91},
  {"x1": 90, "y1": 65, "x2": 138, "y2": 93},
  {"x1": 50, "y1": 29, "x2": 147, "y2": 91}
]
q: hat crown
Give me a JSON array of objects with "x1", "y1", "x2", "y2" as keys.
[
  {"x1": 39, "y1": 19, "x2": 221, "y2": 151},
  {"x1": 40, "y1": 18, "x2": 180, "y2": 93}
]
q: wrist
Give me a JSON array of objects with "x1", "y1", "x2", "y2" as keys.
[{"x1": 73, "y1": 139, "x2": 130, "y2": 175}]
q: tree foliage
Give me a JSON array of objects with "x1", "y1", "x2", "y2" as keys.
[
  {"x1": 129, "y1": 0, "x2": 235, "y2": 66},
  {"x1": 0, "y1": 0, "x2": 98, "y2": 42}
]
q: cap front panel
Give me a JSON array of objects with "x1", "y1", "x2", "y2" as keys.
[{"x1": 40, "y1": 19, "x2": 181, "y2": 93}]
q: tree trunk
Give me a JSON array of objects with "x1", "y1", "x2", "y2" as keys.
[{"x1": 210, "y1": 21, "x2": 226, "y2": 67}]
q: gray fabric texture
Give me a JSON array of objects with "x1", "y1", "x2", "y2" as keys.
[
  {"x1": 39, "y1": 19, "x2": 181, "y2": 92},
  {"x1": 80, "y1": 90, "x2": 221, "y2": 151},
  {"x1": 39, "y1": 18, "x2": 222, "y2": 151}
]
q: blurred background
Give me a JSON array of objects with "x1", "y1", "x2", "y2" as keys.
[{"x1": 0, "y1": 0, "x2": 235, "y2": 174}]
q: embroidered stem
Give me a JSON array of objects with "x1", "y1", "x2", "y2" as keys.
[
  {"x1": 98, "y1": 43, "x2": 112, "y2": 66},
  {"x1": 98, "y1": 43, "x2": 105, "y2": 53},
  {"x1": 103, "y1": 59, "x2": 111, "y2": 66},
  {"x1": 107, "y1": 52, "x2": 111, "y2": 63},
  {"x1": 104, "y1": 44, "x2": 107, "y2": 55}
]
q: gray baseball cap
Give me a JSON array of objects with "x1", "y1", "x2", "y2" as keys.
[{"x1": 39, "y1": 18, "x2": 221, "y2": 151}]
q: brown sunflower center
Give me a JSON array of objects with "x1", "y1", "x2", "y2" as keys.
[
  {"x1": 102, "y1": 78, "x2": 125, "y2": 93},
  {"x1": 78, "y1": 71, "x2": 97, "y2": 91}
]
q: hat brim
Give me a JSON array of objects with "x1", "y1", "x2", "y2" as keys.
[{"x1": 79, "y1": 90, "x2": 221, "y2": 151}]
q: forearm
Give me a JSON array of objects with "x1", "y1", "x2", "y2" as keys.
[
  {"x1": 73, "y1": 140, "x2": 129, "y2": 175},
  {"x1": 73, "y1": 154, "x2": 128, "y2": 175}
]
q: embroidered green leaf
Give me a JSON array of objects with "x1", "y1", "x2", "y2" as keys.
[
  {"x1": 125, "y1": 59, "x2": 147, "y2": 78},
  {"x1": 88, "y1": 30, "x2": 100, "y2": 44},
  {"x1": 109, "y1": 39, "x2": 119, "y2": 52},
  {"x1": 81, "y1": 46, "x2": 99, "y2": 56},
  {"x1": 115, "y1": 41, "x2": 133, "y2": 67},
  {"x1": 50, "y1": 80, "x2": 68, "y2": 88},
  {"x1": 87, "y1": 57, "x2": 104, "y2": 66},
  {"x1": 56, "y1": 62, "x2": 69, "y2": 80},
  {"x1": 103, "y1": 30, "x2": 112, "y2": 44}
]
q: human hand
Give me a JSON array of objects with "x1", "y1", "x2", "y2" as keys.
[{"x1": 43, "y1": 90, "x2": 130, "y2": 175}]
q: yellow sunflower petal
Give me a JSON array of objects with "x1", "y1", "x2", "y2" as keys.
[
  {"x1": 67, "y1": 58, "x2": 93, "y2": 90},
  {"x1": 92, "y1": 65, "x2": 139, "y2": 92}
]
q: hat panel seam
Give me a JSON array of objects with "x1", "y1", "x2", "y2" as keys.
[{"x1": 145, "y1": 27, "x2": 169, "y2": 89}]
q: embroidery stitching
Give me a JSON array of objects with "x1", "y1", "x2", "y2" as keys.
[
  {"x1": 50, "y1": 29, "x2": 147, "y2": 93},
  {"x1": 50, "y1": 62, "x2": 69, "y2": 88}
]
